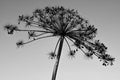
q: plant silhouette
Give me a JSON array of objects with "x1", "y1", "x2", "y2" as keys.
[{"x1": 4, "y1": 6, "x2": 115, "y2": 80}]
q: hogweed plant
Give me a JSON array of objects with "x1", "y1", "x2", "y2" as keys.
[{"x1": 4, "y1": 6, "x2": 115, "y2": 80}]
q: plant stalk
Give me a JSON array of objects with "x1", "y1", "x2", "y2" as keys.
[{"x1": 51, "y1": 36, "x2": 64, "y2": 80}]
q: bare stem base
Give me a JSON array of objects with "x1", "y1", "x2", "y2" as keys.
[{"x1": 51, "y1": 37, "x2": 64, "y2": 80}]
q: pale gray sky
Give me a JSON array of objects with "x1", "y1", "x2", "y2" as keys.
[{"x1": 0, "y1": 0, "x2": 120, "y2": 80}]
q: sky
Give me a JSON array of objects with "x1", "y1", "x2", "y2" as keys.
[{"x1": 0, "y1": 0, "x2": 120, "y2": 80}]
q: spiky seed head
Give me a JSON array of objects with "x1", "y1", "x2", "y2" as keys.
[
  {"x1": 48, "y1": 52, "x2": 56, "y2": 59},
  {"x1": 4, "y1": 6, "x2": 115, "y2": 66},
  {"x1": 68, "y1": 50, "x2": 76, "y2": 58},
  {"x1": 84, "y1": 52, "x2": 93, "y2": 59},
  {"x1": 4, "y1": 24, "x2": 18, "y2": 34},
  {"x1": 16, "y1": 40, "x2": 24, "y2": 48}
]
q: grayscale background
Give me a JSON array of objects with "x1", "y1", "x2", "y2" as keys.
[{"x1": 0, "y1": 0, "x2": 120, "y2": 80}]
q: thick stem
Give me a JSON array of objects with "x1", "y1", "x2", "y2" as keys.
[{"x1": 51, "y1": 36, "x2": 64, "y2": 80}]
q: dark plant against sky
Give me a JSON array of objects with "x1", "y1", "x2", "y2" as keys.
[{"x1": 4, "y1": 6, "x2": 115, "y2": 80}]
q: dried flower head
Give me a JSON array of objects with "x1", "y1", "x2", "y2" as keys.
[
  {"x1": 68, "y1": 50, "x2": 76, "y2": 58},
  {"x1": 16, "y1": 40, "x2": 24, "y2": 48},
  {"x1": 4, "y1": 6, "x2": 115, "y2": 66},
  {"x1": 4, "y1": 24, "x2": 18, "y2": 34},
  {"x1": 48, "y1": 52, "x2": 56, "y2": 59}
]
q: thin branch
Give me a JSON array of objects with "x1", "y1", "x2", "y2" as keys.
[
  {"x1": 28, "y1": 32, "x2": 49, "y2": 39},
  {"x1": 52, "y1": 23, "x2": 60, "y2": 32},
  {"x1": 53, "y1": 37, "x2": 61, "y2": 53},
  {"x1": 25, "y1": 21, "x2": 55, "y2": 33},
  {"x1": 18, "y1": 15, "x2": 42, "y2": 26},
  {"x1": 67, "y1": 29, "x2": 86, "y2": 33},
  {"x1": 65, "y1": 18, "x2": 74, "y2": 31},
  {"x1": 66, "y1": 36, "x2": 75, "y2": 44},
  {"x1": 54, "y1": 17, "x2": 61, "y2": 30},
  {"x1": 36, "y1": 15, "x2": 59, "y2": 32},
  {"x1": 79, "y1": 48, "x2": 86, "y2": 55},
  {"x1": 65, "y1": 18, "x2": 80, "y2": 32},
  {"x1": 27, "y1": 24, "x2": 44, "y2": 28},
  {"x1": 64, "y1": 37, "x2": 72, "y2": 51},
  {"x1": 34, "y1": 32, "x2": 48, "y2": 37},
  {"x1": 16, "y1": 29, "x2": 53, "y2": 33},
  {"x1": 67, "y1": 36, "x2": 86, "y2": 55},
  {"x1": 66, "y1": 36, "x2": 90, "y2": 56},
  {"x1": 19, "y1": 17, "x2": 55, "y2": 33},
  {"x1": 92, "y1": 50, "x2": 102, "y2": 59},
  {"x1": 23, "y1": 35, "x2": 54, "y2": 45},
  {"x1": 83, "y1": 40, "x2": 101, "y2": 58}
]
